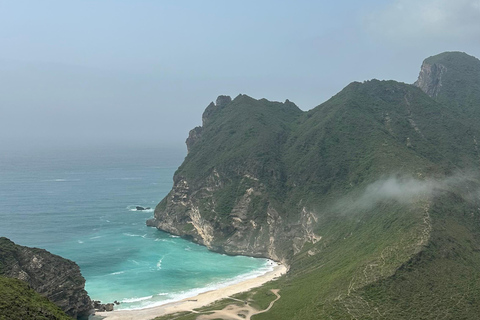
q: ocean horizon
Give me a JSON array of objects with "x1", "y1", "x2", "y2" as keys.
[{"x1": 0, "y1": 145, "x2": 272, "y2": 310}]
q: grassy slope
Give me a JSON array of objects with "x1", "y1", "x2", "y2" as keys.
[
  {"x1": 0, "y1": 276, "x2": 72, "y2": 320},
  {"x1": 0, "y1": 237, "x2": 88, "y2": 319}
]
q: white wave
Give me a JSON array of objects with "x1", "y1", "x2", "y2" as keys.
[
  {"x1": 169, "y1": 235, "x2": 179, "y2": 238},
  {"x1": 156, "y1": 257, "x2": 163, "y2": 270},
  {"x1": 118, "y1": 260, "x2": 278, "y2": 311},
  {"x1": 90, "y1": 235, "x2": 103, "y2": 240},
  {"x1": 110, "y1": 271, "x2": 125, "y2": 275},
  {"x1": 121, "y1": 295, "x2": 153, "y2": 303},
  {"x1": 123, "y1": 233, "x2": 141, "y2": 237},
  {"x1": 43, "y1": 178, "x2": 80, "y2": 182},
  {"x1": 77, "y1": 240, "x2": 84, "y2": 244}
]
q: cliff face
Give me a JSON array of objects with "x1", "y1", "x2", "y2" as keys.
[
  {"x1": 147, "y1": 172, "x2": 317, "y2": 262},
  {"x1": 414, "y1": 51, "x2": 480, "y2": 120},
  {"x1": 414, "y1": 60, "x2": 447, "y2": 98},
  {"x1": 148, "y1": 95, "x2": 308, "y2": 262},
  {"x1": 0, "y1": 237, "x2": 92, "y2": 319}
]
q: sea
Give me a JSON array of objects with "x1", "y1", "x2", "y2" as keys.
[{"x1": 0, "y1": 145, "x2": 273, "y2": 310}]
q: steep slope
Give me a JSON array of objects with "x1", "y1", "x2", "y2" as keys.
[
  {"x1": 148, "y1": 95, "x2": 304, "y2": 261},
  {"x1": 150, "y1": 52, "x2": 480, "y2": 320},
  {"x1": 254, "y1": 80, "x2": 480, "y2": 320},
  {"x1": 0, "y1": 276, "x2": 72, "y2": 320},
  {"x1": 0, "y1": 237, "x2": 92, "y2": 319},
  {"x1": 415, "y1": 51, "x2": 480, "y2": 122}
]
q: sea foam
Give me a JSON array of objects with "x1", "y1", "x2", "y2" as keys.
[{"x1": 117, "y1": 259, "x2": 277, "y2": 311}]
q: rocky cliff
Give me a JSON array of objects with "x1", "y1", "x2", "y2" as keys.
[
  {"x1": 414, "y1": 51, "x2": 480, "y2": 119},
  {"x1": 0, "y1": 237, "x2": 92, "y2": 319},
  {"x1": 414, "y1": 59, "x2": 447, "y2": 98},
  {"x1": 148, "y1": 95, "x2": 307, "y2": 262}
]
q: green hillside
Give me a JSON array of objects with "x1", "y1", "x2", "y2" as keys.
[
  {"x1": 0, "y1": 237, "x2": 91, "y2": 319},
  {"x1": 151, "y1": 52, "x2": 480, "y2": 319},
  {"x1": 0, "y1": 276, "x2": 72, "y2": 320}
]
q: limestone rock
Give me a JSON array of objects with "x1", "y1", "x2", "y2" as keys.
[{"x1": 414, "y1": 60, "x2": 447, "y2": 98}]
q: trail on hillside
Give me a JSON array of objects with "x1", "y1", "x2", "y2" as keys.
[{"x1": 196, "y1": 289, "x2": 281, "y2": 320}]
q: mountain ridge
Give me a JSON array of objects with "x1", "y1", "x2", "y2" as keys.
[{"x1": 150, "y1": 51, "x2": 480, "y2": 320}]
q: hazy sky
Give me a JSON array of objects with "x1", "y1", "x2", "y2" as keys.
[{"x1": 1, "y1": 0, "x2": 480, "y2": 151}]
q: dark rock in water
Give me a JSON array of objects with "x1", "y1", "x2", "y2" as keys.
[
  {"x1": 0, "y1": 237, "x2": 93, "y2": 319},
  {"x1": 93, "y1": 300, "x2": 117, "y2": 312},
  {"x1": 136, "y1": 206, "x2": 145, "y2": 210}
]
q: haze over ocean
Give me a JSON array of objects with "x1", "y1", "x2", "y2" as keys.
[{"x1": 0, "y1": 145, "x2": 272, "y2": 310}]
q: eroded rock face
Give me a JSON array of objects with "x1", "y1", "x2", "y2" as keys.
[
  {"x1": 147, "y1": 170, "x2": 319, "y2": 263},
  {"x1": 414, "y1": 61, "x2": 447, "y2": 98},
  {"x1": 0, "y1": 237, "x2": 93, "y2": 319}
]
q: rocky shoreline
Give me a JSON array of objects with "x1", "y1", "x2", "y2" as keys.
[{"x1": 93, "y1": 300, "x2": 121, "y2": 312}]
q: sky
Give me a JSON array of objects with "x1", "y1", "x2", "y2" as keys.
[{"x1": 1, "y1": 0, "x2": 480, "y2": 151}]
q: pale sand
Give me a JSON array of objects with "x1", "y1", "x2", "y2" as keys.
[{"x1": 93, "y1": 264, "x2": 287, "y2": 320}]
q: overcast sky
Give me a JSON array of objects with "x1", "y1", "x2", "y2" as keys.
[{"x1": 1, "y1": 0, "x2": 480, "y2": 151}]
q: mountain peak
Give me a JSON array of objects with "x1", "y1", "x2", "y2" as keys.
[{"x1": 414, "y1": 51, "x2": 480, "y2": 101}]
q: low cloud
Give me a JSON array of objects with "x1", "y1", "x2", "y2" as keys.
[
  {"x1": 334, "y1": 172, "x2": 480, "y2": 213},
  {"x1": 363, "y1": 0, "x2": 480, "y2": 42}
]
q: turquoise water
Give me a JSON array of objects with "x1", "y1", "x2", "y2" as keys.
[{"x1": 0, "y1": 146, "x2": 271, "y2": 310}]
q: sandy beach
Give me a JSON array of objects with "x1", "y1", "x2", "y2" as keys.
[{"x1": 93, "y1": 264, "x2": 287, "y2": 320}]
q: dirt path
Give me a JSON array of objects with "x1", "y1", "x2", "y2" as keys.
[
  {"x1": 196, "y1": 289, "x2": 281, "y2": 320},
  {"x1": 250, "y1": 289, "x2": 280, "y2": 317}
]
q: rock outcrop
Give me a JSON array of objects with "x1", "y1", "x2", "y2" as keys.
[
  {"x1": 414, "y1": 60, "x2": 447, "y2": 98},
  {"x1": 0, "y1": 237, "x2": 93, "y2": 319},
  {"x1": 414, "y1": 52, "x2": 480, "y2": 115}
]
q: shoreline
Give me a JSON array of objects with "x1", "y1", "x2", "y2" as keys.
[{"x1": 92, "y1": 263, "x2": 287, "y2": 320}]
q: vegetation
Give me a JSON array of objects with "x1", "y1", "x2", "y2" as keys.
[
  {"x1": 423, "y1": 51, "x2": 480, "y2": 121},
  {"x1": 0, "y1": 237, "x2": 90, "y2": 319},
  {"x1": 0, "y1": 276, "x2": 72, "y2": 320},
  {"x1": 153, "y1": 52, "x2": 480, "y2": 319}
]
